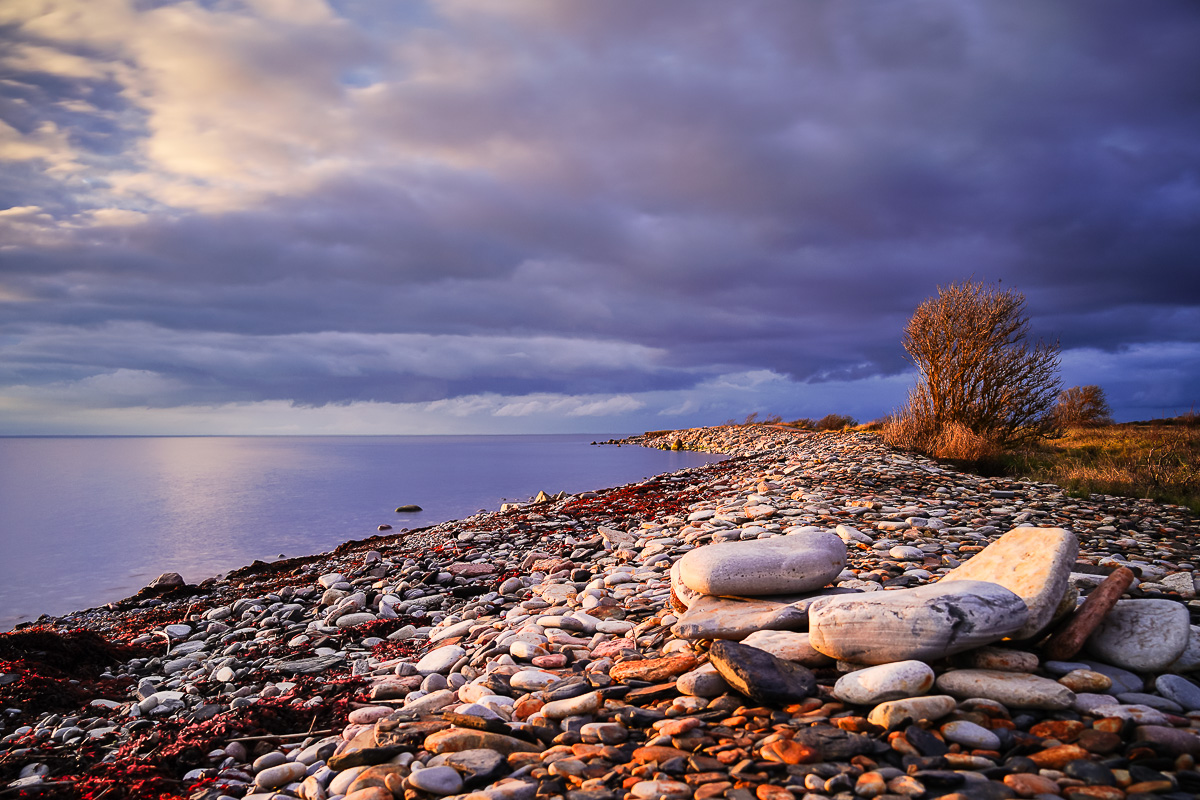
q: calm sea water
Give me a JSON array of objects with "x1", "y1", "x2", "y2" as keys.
[{"x1": 0, "y1": 435, "x2": 723, "y2": 631}]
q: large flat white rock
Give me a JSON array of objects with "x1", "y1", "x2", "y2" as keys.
[
  {"x1": 677, "y1": 530, "x2": 846, "y2": 597},
  {"x1": 808, "y1": 580, "x2": 1028, "y2": 665}
]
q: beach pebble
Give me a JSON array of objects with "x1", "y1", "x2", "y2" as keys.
[
  {"x1": 676, "y1": 530, "x2": 846, "y2": 596},
  {"x1": 409, "y1": 765, "x2": 463, "y2": 795},
  {"x1": 935, "y1": 669, "x2": 1075, "y2": 710},
  {"x1": 832, "y1": 660, "x2": 935, "y2": 705},
  {"x1": 867, "y1": 695, "x2": 957, "y2": 729},
  {"x1": 254, "y1": 762, "x2": 306, "y2": 789},
  {"x1": 1155, "y1": 674, "x2": 1200, "y2": 711},
  {"x1": 1086, "y1": 599, "x2": 1191, "y2": 671},
  {"x1": 709, "y1": 640, "x2": 816, "y2": 704},
  {"x1": 417, "y1": 645, "x2": 465, "y2": 675},
  {"x1": 940, "y1": 719, "x2": 1001, "y2": 750}
]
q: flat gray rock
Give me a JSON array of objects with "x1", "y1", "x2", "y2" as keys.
[
  {"x1": 1085, "y1": 599, "x2": 1190, "y2": 672},
  {"x1": 267, "y1": 654, "x2": 345, "y2": 675},
  {"x1": 935, "y1": 669, "x2": 1075, "y2": 710},
  {"x1": 808, "y1": 580, "x2": 1028, "y2": 665},
  {"x1": 677, "y1": 530, "x2": 846, "y2": 597}
]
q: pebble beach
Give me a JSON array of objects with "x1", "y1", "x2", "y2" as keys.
[{"x1": 3, "y1": 424, "x2": 1200, "y2": 800}]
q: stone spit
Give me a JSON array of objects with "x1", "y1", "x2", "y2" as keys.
[{"x1": 2, "y1": 423, "x2": 1200, "y2": 800}]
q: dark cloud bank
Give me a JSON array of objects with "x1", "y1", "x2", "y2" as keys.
[{"x1": 0, "y1": 0, "x2": 1198, "y2": 433}]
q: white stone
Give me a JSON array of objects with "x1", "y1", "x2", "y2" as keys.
[
  {"x1": 410, "y1": 765, "x2": 464, "y2": 795},
  {"x1": 541, "y1": 691, "x2": 600, "y2": 720},
  {"x1": 833, "y1": 661, "x2": 935, "y2": 705},
  {"x1": 740, "y1": 630, "x2": 834, "y2": 667},
  {"x1": 940, "y1": 527, "x2": 1077, "y2": 639},
  {"x1": 809, "y1": 580, "x2": 1028, "y2": 665},
  {"x1": 676, "y1": 663, "x2": 730, "y2": 698},
  {"x1": 835, "y1": 524, "x2": 873, "y2": 544},
  {"x1": 677, "y1": 531, "x2": 846, "y2": 597},
  {"x1": 867, "y1": 695, "x2": 956, "y2": 729},
  {"x1": 509, "y1": 669, "x2": 560, "y2": 691},
  {"x1": 416, "y1": 645, "x2": 465, "y2": 676},
  {"x1": 940, "y1": 720, "x2": 1001, "y2": 750},
  {"x1": 1086, "y1": 599, "x2": 1191, "y2": 672},
  {"x1": 935, "y1": 669, "x2": 1075, "y2": 710}
]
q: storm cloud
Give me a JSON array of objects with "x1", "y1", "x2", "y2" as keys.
[{"x1": 1, "y1": 0, "x2": 1198, "y2": 433}]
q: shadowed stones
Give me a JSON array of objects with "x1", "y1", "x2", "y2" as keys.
[
  {"x1": 677, "y1": 530, "x2": 846, "y2": 596},
  {"x1": 808, "y1": 580, "x2": 1028, "y2": 665},
  {"x1": 708, "y1": 640, "x2": 817, "y2": 705},
  {"x1": 940, "y1": 527, "x2": 1077, "y2": 640}
]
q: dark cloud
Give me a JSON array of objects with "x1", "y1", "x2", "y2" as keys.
[{"x1": 0, "y1": 0, "x2": 1198, "y2": 430}]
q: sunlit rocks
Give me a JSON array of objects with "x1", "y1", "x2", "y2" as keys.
[
  {"x1": 1085, "y1": 599, "x2": 1191, "y2": 672},
  {"x1": 808, "y1": 580, "x2": 1028, "y2": 665},
  {"x1": 676, "y1": 530, "x2": 846, "y2": 596},
  {"x1": 939, "y1": 527, "x2": 1077, "y2": 639}
]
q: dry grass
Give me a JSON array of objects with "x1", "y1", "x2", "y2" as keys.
[{"x1": 1004, "y1": 420, "x2": 1200, "y2": 513}]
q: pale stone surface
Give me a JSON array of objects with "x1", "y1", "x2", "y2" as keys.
[
  {"x1": 409, "y1": 765, "x2": 464, "y2": 795},
  {"x1": 835, "y1": 524, "x2": 873, "y2": 544},
  {"x1": 963, "y1": 646, "x2": 1039, "y2": 673},
  {"x1": 940, "y1": 720, "x2": 1001, "y2": 750},
  {"x1": 808, "y1": 580, "x2": 1028, "y2": 665},
  {"x1": 1085, "y1": 599, "x2": 1191, "y2": 672},
  {"x1": 867, "y1": 695, "x2": 956, "y2": 729},
  {"x1": 671, "y1": 595, "x2": 807, "y2": 640},
  {"x1": 740, "y1": 630, "x2": 834, "y2": 667},
  {"x1": 670, "y1": 561, "x2": 703, "y2": 610},
  {"x1": 939, "y1": 527, "x2": 1077, "y2": 639},
  {"x1": 540, "y1": 691, "x2": 600, "y2": 720},
  {"x1": 677, "y1": 531, "x2": 846, "y2": 597},
  {"x1": 935, "y1": 669, "x2": 1075, "y2": 710},
  {"x1": 417, "y1": 645, "x2": 465, "y2": 676},
  {"x1": 676, "y1": 663, "x2": 730, "y2": 697},
  {"x1": 832, "y1": 660, "x2": 935, "y2": 705}
]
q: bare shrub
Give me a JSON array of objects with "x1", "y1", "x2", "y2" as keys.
[
  {"x1": 1053, "y1": 385, "x2": 1113, "y2": 428},
  {"x1": 816, "y1": 413, "x2": 858, "y2": 431},
  {"x1": 894, "y1": 280, "x2": 1060, "y2": 453},
  {"x1": 787, "y1": 418, "x2": 816, "y2": 430}
]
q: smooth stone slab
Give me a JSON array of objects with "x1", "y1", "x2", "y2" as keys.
[
  {"x1": 417, "y1": 645, "x2": 466, "y2": 676},
  {"x1": 833, "y1": 661, "x2": 935, "y2": 705},
  {"x1": 708, "y1": 640, "x2": 817, "y2": 704},
  {"x1": 808, "y1": 580, "x2": 1028, "y2": 665},
  {"x1": 867, "y1": 695, "x2": 957, "y2": 729},
  {"x1": 740, "y1": 630, "x2": 834, "y2": 668},
  {"x1": 541, "y1": 691, "x2": 600, "y2": 720},
  {"x1": 671, "y1": 595, "x2": 807, "y2": 641},
  {"x1": 670, "y1": 561, "x2": 703, "y2": 610},
  {"x1": 935, "y1": 669, "x2": 1075, "y2": 710},
  {"x1": 424, "y1": 729, "x2": 541, "y2": 755},
  {"x1": 677, "y1": 531, "x2": 846, "y2": 596},
  {"x1": 1155, "y1": 674, "x2": 1200, "y2": 711},
  {"x1": 940, "y1": 527, "x2": 1077, "y2": 639},
  {"x1": 1085, "y1": 599, "x2": 1190, "y2": 672}
]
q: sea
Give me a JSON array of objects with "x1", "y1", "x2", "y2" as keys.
[{"x1": 0, "y1": 435, "x2": 724, "y2": 632}]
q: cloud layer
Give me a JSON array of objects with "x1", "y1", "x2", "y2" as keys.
[{"x1": 1, "y1": 0, "x2": 1198, "y2": 433}]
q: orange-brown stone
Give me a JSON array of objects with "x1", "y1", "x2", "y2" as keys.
[
  {"x1": 1028, "y1": 744, "x2": 1092, "y2": 769},
  {"x1": 1077, "y1": 728, "x2": 1122, "y2": 755},
  {"x1": 633, "y1": 745, "x2": 691, "y2": 763},
  {"x1": 759, "y1": 739, "x2": 819, "y2": 765},
  {"x1": 611, "y1": 653, "x2": 699, "y2": 684},
  {"x1": 1030, "y1": 720, "x2": 1085, "y2": 742},
  {"x1": 1003, "y1": 772, "x2": 1061, "y2": 796},
  {"x1": 694, "y1": 782, "x2": 731, "y2": 800},
  {"x1": 756, "y1": 785, "x2": 792, "y2": 800}
]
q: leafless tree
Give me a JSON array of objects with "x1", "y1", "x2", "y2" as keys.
[
  {"x1": 891, "y1": 280, "x2": 1060, "y2": 451},
  {"x1": 1052, "y1": 385, "x2": 1114, "y2": 428}
]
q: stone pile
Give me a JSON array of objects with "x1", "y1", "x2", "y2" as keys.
[{"x1": 2, "y1": 425, "x2": 1200, "y2": 800}]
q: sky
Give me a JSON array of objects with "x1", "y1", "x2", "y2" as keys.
[{"x1": 1, "y1": 0, "x2": 1198, "y2": 435}]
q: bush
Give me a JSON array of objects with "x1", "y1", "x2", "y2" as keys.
[
  {"x1": 1052, "y1": 385, "x2": 1113, "y2": 428},
  {"x1": 786, "y1": 418, "x2": 816, "y2": 430},
  {"x1": 886, "y1": 280, "x2": 1060, "y2": 457},
  {"x1": 816, "y1": 413, "x2": 858, "y2": 431}
]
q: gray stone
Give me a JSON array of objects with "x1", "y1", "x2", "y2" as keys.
[
  {"x1": 935, "y1": 669, "x2": 1075, "y2": 710},
  {"x1": 867, "y1": 695, "x2": 957, "y2": 729},
  {"x1": 254, "y1": 762, "x2": 306, "y2": 789},
  {"x1": 676, "y1": 663, "x2": 730, "y2": 697},
  {"x1": 1085, "y1": 599, "x2": 1191, "y2": 672},
  {"x1": 1155, "y1": 674, "x2": 1200, "y2": 711},
  {"x1": 1167, "y1": 626, "x2": 1200, "y2": 673},
  {"x1": 671, "y1": 595, "x2": 808, "y2": 640},
  {"x1": 1079, "y1": 660, "x2": 1144, "y2": 694},
  {"x1": 410, "y1": 765, "x2": 464, "y2": 795},
  {"x1": 940, "y1": 719, "x2": 1001, "y2": 750},
  {"x1": 417, "y1": 645, "x2": 466, "y2": 676},
  {"x1": 832, "y1": 661, "x2": 935, "y2": 705},
  {"x1": 939, "y1": 527, "x2": 1077, "y2": 639},
  {"x1": 740, "y1": 630, "x2": 834, "y2": 667},
  {"x1": 1118, "y1": 692, "x2": 1182, "y2": 713},
  {"x1": 808, "y1": 580, "x2": 1028, "y2": 665},
  {"x1": 677, "y1": 530, "x2": 846, "y2": 596}
]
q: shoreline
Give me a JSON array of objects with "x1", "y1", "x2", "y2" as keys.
[{"x1": 3, "y1": 425, "x2": 1200, "y2": 799}]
